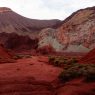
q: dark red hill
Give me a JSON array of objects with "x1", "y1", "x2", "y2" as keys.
[
  {"x1": 79, "y1": 48, "x2": 95, "y2": 64},
  {"x1": 0, "y1": 44, "x2": 14, "y2": 63}
]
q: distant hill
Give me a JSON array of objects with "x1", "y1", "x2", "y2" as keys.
[
  {"x1": 0, "y1": 7, "x2": 61, "y2": 51},
  {"x1": 0, "y1": 7, "x2": 61, "y2": 38}
]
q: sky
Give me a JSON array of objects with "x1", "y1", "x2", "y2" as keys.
[{"x1": 0, "y1": 0, "x2": 95, "y2": 20}]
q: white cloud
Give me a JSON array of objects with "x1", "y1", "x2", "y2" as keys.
[{"x1": 0, "y1": 0, "x2": 95, "y2": 20}]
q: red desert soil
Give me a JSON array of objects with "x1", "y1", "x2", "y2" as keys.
[
  {"x1": 0, "y1": 56, "x2": 95, "y2": 95},
  {"x1": 79, "y1": 48, "x2": 95, "y2": 64},
  {"x1": 57, "y1": 78, "x2": 95, "y2": 95},
  {"x1": 0, "y1": 56, "x2": 62, "y2": 95}
]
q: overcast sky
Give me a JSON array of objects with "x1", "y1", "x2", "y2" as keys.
[{"x1": 0, "y1": 0, "x2": 95, "y2": 20}]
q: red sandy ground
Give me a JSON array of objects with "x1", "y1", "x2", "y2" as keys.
[
  {"x1": 0, "y1": 56, "x2": 95, "y2": 95},
  {"x1": 0, "y1": 56, "x2": 62, "y2": 95}
]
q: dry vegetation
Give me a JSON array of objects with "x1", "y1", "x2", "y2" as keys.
[
  {"x1": 13, "y1": 54, "x2": 32, "y2": 59},
  {"x1": 48, "y1": 56, "x2": 95, "y2": 83}
]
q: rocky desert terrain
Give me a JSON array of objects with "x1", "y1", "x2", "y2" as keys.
[
  {"x1": 0, "y1": 54, "x2": 94, "y2": 95},
  {"x1": 0, "y1": 6, "x2": 94, "y2": 95}
]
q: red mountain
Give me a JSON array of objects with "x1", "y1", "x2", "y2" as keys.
[
  {"x1": 39, "y1": 7, "x2": 95, "y2": 53},
  {"x1": 0, "y1": 7, "x2": 61, "y2": 51},
  {"x1": 0, "y1": 7, "x2": 61, "y2": 35},
  {"x1": 56, "y1": 6, "x2": 95, "y2": 52}
]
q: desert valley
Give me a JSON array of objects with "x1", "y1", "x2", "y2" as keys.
[{"x1": 0, "y1": 7, "x2": 95, "y2": 95}]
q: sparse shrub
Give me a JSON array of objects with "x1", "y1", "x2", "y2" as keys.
[
  {"x1": 85, "y1": 73, "x2": 95, "y2": 82},
  {"x1": 48, "y1": 56, "x2": 78, "y2": 67},
  {"x1": 13, "y1": 55, "x2": 23, "y2": 59},
  {"x1": 25, "y1": 55, "x2": 32, "y2": 58},
  {"x1": 48, "y1": 56, "x2": 68, "y2": 67},
  {"x1": 84, "y1": 64, "x2": 95, "y2": 82},
  {"x1": 48, "y1": 56, "x2": 55, "y2": 63},
  {"x1": 13, "y1": 54, "x2": 32, "y2": 59},
  {"x1": 59, "y1": 63, "x2": 95, "y2": 82},
  {"x1": 69, "y1": 57, "x2": 78, "y2": 64},
  {"x1": 48, "y1": 56, "x2": 95, "y2": 82},
  {"x1": 53, "y1": 59, "x2": 60, "y2": 66}
]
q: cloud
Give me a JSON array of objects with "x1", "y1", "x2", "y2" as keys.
[{"x1": 0, "y1": 0, "x2": 95, "y2": 20}]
